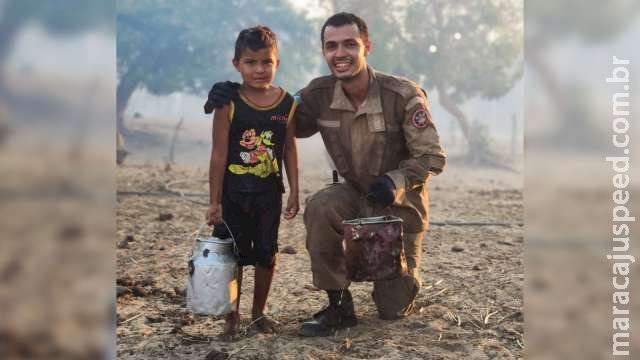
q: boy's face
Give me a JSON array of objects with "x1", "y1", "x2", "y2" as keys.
[
  {"x1": 322, "y1": 24, "x2": 370, "y2": 81},
  {"x1": 233, "y1": 47, "x2": 279, "y2": 90}
]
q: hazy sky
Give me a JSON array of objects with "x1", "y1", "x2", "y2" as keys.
[
  {"x1": 6, "y1": 24, "x2": 114, "y2": 81},
  {"x1": 2, "y1": 3, "x2": 529, "y2": 142}
]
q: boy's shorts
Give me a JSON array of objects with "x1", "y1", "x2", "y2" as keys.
[{"x1": 212, "y1": 190, "x2": 282, "y2": 268}]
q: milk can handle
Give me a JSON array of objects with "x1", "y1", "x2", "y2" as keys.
[
  {"x1": 218, "y1": 219, "x2": 239, "y2": 255},
  {"x1": 193, "y1": 220, "x2": 238, "y2": 255}
]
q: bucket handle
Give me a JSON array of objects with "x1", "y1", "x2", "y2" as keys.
[
  {"x1": 190, "y1": 220, "x2": 238, "y2": 259},
  {"x1": 361, "y1": 197, "x2": 396, "y2": 218}
]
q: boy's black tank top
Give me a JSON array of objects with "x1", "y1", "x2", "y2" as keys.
[{"x1": 224, "y1": 89, "x2": 295, "y2": 193}]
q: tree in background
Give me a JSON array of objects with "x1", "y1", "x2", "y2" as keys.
[
  {"x1": 0, "y1": 1, "x2": 113, "y2": 148},
  {"x1": 116, "y1": 0, "x2": 317, "y2": 141},
  {"x1": 0, "y1": 1, "x2": 113, "y2": 75},
  {"x1": 328, "y1": 0, "x2": 523, "y2": 165},
  {"x1": 405, "y1": 0, "x2": 522, "y2": 165},
  {"x1": 526, "y1": 1, "x2": 640, "y2": 149},
  {"x1": 0, "y1": 0, "x2": 113, "y2": 90}
]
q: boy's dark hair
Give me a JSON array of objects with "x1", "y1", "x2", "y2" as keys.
[
  {"x1": 233, "y1": 25, "x2": 278, "y2": 61},
  {"x1": 320, "y1": 12, "x2": 369, "y2": 45}
]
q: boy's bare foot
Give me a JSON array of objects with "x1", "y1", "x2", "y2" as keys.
[
  {"x1": 218, "y1": 312, "x2": 240, "y2": 342},
  {"x1": 251, "y1": 314, "x2": 280, "y2": 334}
]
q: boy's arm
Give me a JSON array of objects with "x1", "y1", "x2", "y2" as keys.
[
  {"x1": 207, "y1": 104, "x2": 230, "y2": 224},
  {"x1": 283, "y1": 113, "x2": 299, "y2": 219}
]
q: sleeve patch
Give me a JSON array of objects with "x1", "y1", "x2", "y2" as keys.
[{"x1": 411, "y1": 107, "x2": 432, "y2": 129}]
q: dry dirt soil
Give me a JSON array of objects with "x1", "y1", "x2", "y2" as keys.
[{"x1": 116, "y1": 164, "x2": 523, "y2": 359}]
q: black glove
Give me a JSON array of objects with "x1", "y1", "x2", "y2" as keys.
[
  {"x1": 367, "y1": 175, "x2": 396, "y2": 207},
  {"x1": 203, "y1": 81, "x2": 240, "y2": 114}
]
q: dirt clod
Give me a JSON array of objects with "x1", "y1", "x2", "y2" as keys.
[
  {"x1": 146, "y1": 315, "x2": 164, "y2": 324},
  {"x1": 204, "y1": 348, "x2": 228, "y2": 360},
  {"x1": 58, "y1": 224, "x2": 84, "y2": 242},
  {"x1": 173, "y1": 287, "x2": 186, "y2": 297},
  {"x1": 279, "y1": 245, "x2": 297, "y2": 254},
  {"x1": 158, "y1": 213, "x2": 174, "y2": 221},
  {"x1": 116, "y1": 286, "x2": 132, "y2": 297},
  {"x1": 131, "y1": 286, "x2": 149, "y2": 297}
]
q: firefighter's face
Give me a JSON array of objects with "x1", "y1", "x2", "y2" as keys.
[{"x1": 322, "y1": 24, "x2": 370, "y2": 81}]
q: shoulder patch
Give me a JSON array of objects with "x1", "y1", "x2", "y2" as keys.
[
  {"x1": 380, "y1": 75, "x2": 422, "y2": 100},
  {"x1": 411, "y1": 107, "x2": 432, "y2": 129}
]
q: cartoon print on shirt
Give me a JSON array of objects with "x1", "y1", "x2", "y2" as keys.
[{"x1": 229, "y1": 129, "x2": 279, "y2": 177}]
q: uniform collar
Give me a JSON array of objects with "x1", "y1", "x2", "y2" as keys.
[{"x1": 329, "y1": 65, "x2": 383, "y2": 115}]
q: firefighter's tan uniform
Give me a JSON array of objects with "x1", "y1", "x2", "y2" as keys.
[{"x1": 295, "y1": 65, "x2": 446, "y2": 319}]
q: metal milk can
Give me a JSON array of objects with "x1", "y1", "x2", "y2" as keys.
[{"x1": 186, "y1": 224, "x2": 238, "y2": 315}]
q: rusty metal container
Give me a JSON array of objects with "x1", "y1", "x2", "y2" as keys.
[{"x1": 342, "y1": 215, "x2": 408, "y2": 282}]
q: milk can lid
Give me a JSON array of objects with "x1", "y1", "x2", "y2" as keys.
[{"x1": 196, "y1": 235, "x2": 234, "y2": 244}]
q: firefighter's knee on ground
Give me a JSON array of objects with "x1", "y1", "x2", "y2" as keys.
[
  {"x1": 372, "y1": 274, "x2": 420, "y2": 320},
  {"x1": 403, "y1": 232, "x2": 424, "y2": 276}
]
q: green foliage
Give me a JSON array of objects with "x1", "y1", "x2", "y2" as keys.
[
  {"x1": 403, "y1": 0, "x2": 522, "y2": 102},
  {"x1": 0, "y1": 0, "x2": 113, "y2": 71},
  {"x1": 527, "y1": 0, "x2": 640, "y2": 43},
  {"x1": 1, "y1": 0, "x2": 114, "y2": 35},
  {"x1": 335, "y1": 0, "x2": 523, "y2": 103},
  {"x1": 117, "y1": 0, "x2": 318, "y2": 98}
]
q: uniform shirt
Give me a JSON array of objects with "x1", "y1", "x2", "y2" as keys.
[
  {"x1": 224, "y1": 89, "x2": 296, "y2": 193},
  {"x1": 294, "y1": 65, "x2": 446, "y2": 232}
]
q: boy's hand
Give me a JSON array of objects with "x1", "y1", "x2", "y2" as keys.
[
  {"x1": 283, "y1": 195, "x2": 299, "y2": 220},
  {"x1": 206, "y1": 203, "x2": 223, "y2": 225}
]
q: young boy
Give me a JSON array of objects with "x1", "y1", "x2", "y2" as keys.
[{"x1": 206, "y1": 25, "x2": 299, "y2": 340}]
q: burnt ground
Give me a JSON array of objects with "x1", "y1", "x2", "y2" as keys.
[{"x1": 116, "y1": 163, "x2": 523, "y2": 360}]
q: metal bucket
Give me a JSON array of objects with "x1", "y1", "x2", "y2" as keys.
[
  {"x1": 343, "y1": 215, "x2": 408, "y2": 282},
  {"x1": 186, "y1": 224, "x2": 238, "y2": 315}
]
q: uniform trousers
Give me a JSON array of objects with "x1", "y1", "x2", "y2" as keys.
[{"x1": 303, "y1": 182, "x2": 424, "y2": 319}]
